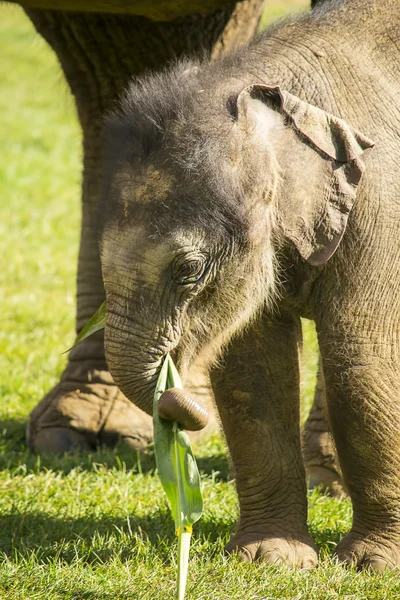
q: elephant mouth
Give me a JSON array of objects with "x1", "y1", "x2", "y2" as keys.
[
  {"x1": 168, "y1": 344, "x2": 192, "y2": 381},
  {"x1": 169, "y1": 346, "x2": 179, "y2": 365},
  {"x1": 110, "y1": 359, "x2": 161, "y2": 414}
]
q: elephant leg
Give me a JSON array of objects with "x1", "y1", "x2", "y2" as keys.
[
  {"x1": 318, "y1": 317, "x2": 400, "y2": 571},
  {"x1": 211, "y1": 312, "x2": 318, "y2": 568},
  {"x1": 302, "y1": 357, "x2": 346, "y2": 497},
  {"x1": 24, "y1": 1, "x2": 264, "y2": 452}
]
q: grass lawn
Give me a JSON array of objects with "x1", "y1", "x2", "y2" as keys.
[{"x1": 1, "y1": 3, "x2": 399, "y2": 599}]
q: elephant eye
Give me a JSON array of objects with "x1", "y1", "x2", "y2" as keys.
[{"x1": 172, "y1": 255, "x2": 207, "y2": 285}]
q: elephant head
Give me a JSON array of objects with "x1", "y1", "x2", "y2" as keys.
[{"x1": 99, "y1": 66, "x2": 373, "y2": 422}]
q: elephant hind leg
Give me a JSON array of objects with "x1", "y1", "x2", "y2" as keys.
[{"x1": 302, "y1": 357, "x2": 346, "y2": 498}]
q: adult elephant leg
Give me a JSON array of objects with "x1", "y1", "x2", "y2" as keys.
[
  {"x1": 25, "y1": 1, "x2": 265, "y2": 453},
  {"x1": 211, "y1": 312, "x2": 317, "y2": 567},
  {"x1": 302, "y1": 357, "x2": 346, "y2": 497}
]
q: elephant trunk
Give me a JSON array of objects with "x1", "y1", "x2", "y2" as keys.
[
  {"x1": 158, "y1": 388, "x2": 209, "y2": 431},
  {"x1": 104, "y1": 319, "x2": 208, "y2": 430}
]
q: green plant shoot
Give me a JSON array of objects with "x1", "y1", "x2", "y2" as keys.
[
  {"x1": 67, "y1": 301, "x2": 107, "y2": 351},
  {"x1": 154, "y1": 354, "x2": 203, "y2": 600}
]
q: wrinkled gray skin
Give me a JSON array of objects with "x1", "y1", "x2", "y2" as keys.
[{"x1": 100, "y1": 0, "x2": 400, "y2": 571}]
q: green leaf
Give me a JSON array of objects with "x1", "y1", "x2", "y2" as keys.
[
  {"x1": 66, "y1": 301, "x2": 107, "y2": 352},
  {"x1": 153, "y1": 353, "x2": 203, "y2": 599}
]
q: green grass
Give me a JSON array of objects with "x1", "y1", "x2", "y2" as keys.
[{"x1": 1, "y1": 4, "x2": 399, "y2": 599}]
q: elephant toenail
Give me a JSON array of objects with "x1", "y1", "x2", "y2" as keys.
[{"x1": 365, "y1": 556, "x2": 391, "y2": 573}]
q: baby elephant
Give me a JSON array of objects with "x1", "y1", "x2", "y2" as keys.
[{"x1": 99, "y1": 0, "x2": 400, "y2": 571}]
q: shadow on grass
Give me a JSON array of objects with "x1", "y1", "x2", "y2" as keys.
[
  {"x1": 0, "y1": 508, "x2": 233, "y2": 565},
  {"x1": 46, "y1": 591, "x2": 128, "y2": 600},
  {"x1": 0, "y1": 419, "x2": 344, "y2": 565},
  {"x1": 0, "y1": 507, "x2": 344, "y2": 567},
  {"x1": 47, "y1": 589, "x2": 142, "y2": 600},
  {"x1": 0, "y1": 417, "x2": 230, "y2": 480}
]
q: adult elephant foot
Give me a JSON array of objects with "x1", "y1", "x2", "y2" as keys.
[
  {"x1": 27, "y1": 380, "x2": 152, "y2": 453},
  {"x1": 27, "y1": 336, "x2": 153, "y2": 452},
  {"x1": 226, "y1": 530, "x2": 318, "y2": 568},
  {"x1": 302, "y1": 359, "x2": 346, "y2": 497},
  {"x1": 335, "y1": 531, "x2": 400, "y2": 572},
  {"x1": 27, "y1": 336, "x2": 219, "y2": 453}
]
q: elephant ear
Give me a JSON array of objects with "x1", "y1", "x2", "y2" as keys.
[{"x1": 237, "y1": 84, "x2": 375, "y2": 266}]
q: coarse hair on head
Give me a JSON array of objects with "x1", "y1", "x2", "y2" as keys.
[{"x1": 102, "y1": 55, "x2": 282, "y2": 368}]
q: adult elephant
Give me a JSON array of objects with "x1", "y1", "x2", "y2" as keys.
[
  {"x1": 15, "y1": 0, "x2": 340, "y2": 492},
  {"x1": 20, "y1": 0, "x2": 266, "y2": 452}
]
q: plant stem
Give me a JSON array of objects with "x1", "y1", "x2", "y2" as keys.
[
  {"x1": 173, "y1": 419, "x2": 191, "y2": 600},
  {"x1": 177, "y1": 531, "x2": 192, "y2": 600}
]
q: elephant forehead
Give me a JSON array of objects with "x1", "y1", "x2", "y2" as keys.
[{"x1": 114, "y1": 164, "x2": 175, "y2": 214}]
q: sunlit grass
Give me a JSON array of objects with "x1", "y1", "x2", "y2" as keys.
[{"x1": 1, "y1": 3, "x2": 398, "y2": 599}]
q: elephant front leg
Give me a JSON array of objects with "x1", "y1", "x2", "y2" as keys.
[
  {"x1": 211, "y1": 312, "x2": 318, "y2": 568},
  {"x1": 319, "y1": 322, "x2": 400, "y2": 572}
]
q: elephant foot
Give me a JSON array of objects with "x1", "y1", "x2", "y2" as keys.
[
  {"x1": 225, "y1": 530, "x2": 318, "y2": 568},
  {"x1": 27, "y1": 359, "x2": 219, "y2": 453},
  {"x1": 302, "y1": 396, "x2": 346, "y2": 497},
  {"x1": 27, "y1": 360, "x2": 154, "y2": 453},
  {"x1": 306, "y1": 464, "x2": 346, "y2": 498},
  {"x1": 335, "y1": 531, "x2": 400, "y2": 572},
  {"x1": 303, "y1": 429, "x2": 346, "y2": 498}
]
